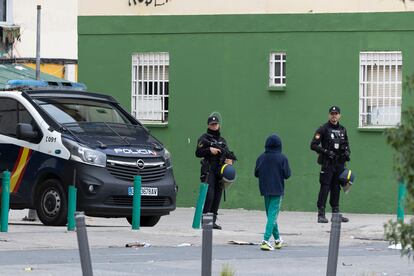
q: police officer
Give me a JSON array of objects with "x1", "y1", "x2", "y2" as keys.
[
  {"x1": 195, "y1": 115, "x2": 236, "y2": 229},
  {"x1": 310, "y1": 106, "x2": 351, "y2": 223}
]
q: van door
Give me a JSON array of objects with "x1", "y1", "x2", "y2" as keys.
[{"x1": 0, "y1": 97, "x2": 42, "y2": 199}]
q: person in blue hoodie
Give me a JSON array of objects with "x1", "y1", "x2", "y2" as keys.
[{"x1": 255, "y1": 134, "x2": 291, "y2": 251}]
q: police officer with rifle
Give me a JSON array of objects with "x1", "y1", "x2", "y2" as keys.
[
  {"x1": 195, "y1": 114, "x2": 236, "y2": 229},
  {"x1": 310, "y1": 106, "x2": 351, "y2": 223}
]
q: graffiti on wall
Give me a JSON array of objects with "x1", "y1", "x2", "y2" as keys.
[{"x1": 128, "y1": 0, "x2": 170, "y2": 7}]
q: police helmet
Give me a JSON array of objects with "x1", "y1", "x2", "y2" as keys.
[
  {"x1": 220, "y1": 164, "x2": 236, "y2": 189},
  {"x1": 339, "y1": 168, "x2": 355, "y2": 193}
]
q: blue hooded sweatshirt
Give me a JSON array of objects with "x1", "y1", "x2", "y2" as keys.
[{"x1": 254, "y1": 134, "x2": 291, "y2": 196}]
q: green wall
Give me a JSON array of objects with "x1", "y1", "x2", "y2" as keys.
[{"x1": 78, "y1": 12, "x2": 414, "y2": 213}]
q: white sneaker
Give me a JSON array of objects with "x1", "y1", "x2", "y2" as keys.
[{"x1": 260, "y1": 240, "x2": 275, "y2": 251}]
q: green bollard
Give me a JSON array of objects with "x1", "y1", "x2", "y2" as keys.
[
  {"x1": 1, "y1": 171, "x2": 11, "y2": 232},
  {"x1": 132, "y1": 175, "x2": 141, "y2": 230},
  {"x1": 67, "y1": 185, "x2": 77, "y2": 231},
  {"x1": 397, "y1": 180, "x2": 406, "y2": 222},
  {"x1": 192, "y1": 182, "x2": 208, "y2": 229}
]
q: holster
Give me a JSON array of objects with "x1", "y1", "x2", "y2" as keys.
[{"x1": 317, "y1": 154, "x2": 324, "y2": 165}]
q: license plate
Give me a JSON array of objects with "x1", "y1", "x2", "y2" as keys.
[{"x1": 128, "y1": 187, "x2": 158, "y2": 196}]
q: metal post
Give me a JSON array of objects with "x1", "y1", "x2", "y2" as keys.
[
  {"x1": 201, "y1": 213, "x2": 213, "y2": 276},
  {"x1": 1, "y1": 171, "x2": 11, "y2": 232},
  {"x1": 397, "y1": 180, "x2": 406, "y2": 222},
  {"x1": 326, "y1": 213, "x2": 342, "y2": 276},
  {"x1": 132, "y1": 175, "x2": 141, "y2": 230},
  {"x1": 75, "y1": 212, "x2": 93, "y2": 276},
  {"x1": 192, "y1": 183, "x2": 209, "y2": 229},
  {"x1": 67, "y1": 170, "x2": 77, "y2": 231},
  {"x1": 35, "y1": 5, "x2": 41, "y2": 80}
]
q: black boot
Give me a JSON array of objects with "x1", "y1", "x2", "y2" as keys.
[
  {"x1": 332, "y1": 208, "x2": 349, "y2": 223},
  {"x1": 317, "y1": 208, "x2": 329, "y2": 223},
  {"x1": 213, "y1": 214, "x2": 222, "y2": 230}
]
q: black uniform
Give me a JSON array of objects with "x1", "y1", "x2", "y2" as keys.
[
  {"x1": 310, "y1": 121, "x2": 350, "y2": 217},
  {"x1": 195, "y1": 128, "x2": 233, "y2": 226}
]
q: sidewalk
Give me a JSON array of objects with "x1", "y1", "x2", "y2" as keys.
[{"x1": 0, "y1": 208, "x2": 396, "y2": 251}]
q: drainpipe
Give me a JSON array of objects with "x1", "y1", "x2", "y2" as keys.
[{"x1": 35, "y1": 5, "x2": 41, "y2": 80}]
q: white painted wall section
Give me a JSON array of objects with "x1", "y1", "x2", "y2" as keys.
[
  {"x1": 12, "y1": 0, "x2": 77, "y2": 59},
  {"x1": 79, "y1": 0, "x2": 414, "y2": 16}
]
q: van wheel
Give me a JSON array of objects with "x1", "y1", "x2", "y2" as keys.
[
  {"x1": 36, "y1": 179, "x2": 68, "y2": 226},
  {"x1": 126, "y1": 215, "x2": 161, "y2": 227}
]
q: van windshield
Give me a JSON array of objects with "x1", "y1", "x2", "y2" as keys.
[
  {"x1": 34, "y1": 98, "x2": 133, "y2": 125},
  {"x1": 34, "y1": 98, "x2": 155, "y2": 147}
]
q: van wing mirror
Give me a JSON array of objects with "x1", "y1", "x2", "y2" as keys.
[{"x1": 17, "y1": 123, "x2": 38, "y2": 141}]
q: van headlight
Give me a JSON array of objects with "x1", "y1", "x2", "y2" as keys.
[
  {"x1": 62, "y1": 138, "x2": 106, "y2": 167},
  {"x1": 163, "y1": 148, "x2": 171, "y2": 167}
]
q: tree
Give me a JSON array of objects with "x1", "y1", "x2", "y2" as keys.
[{"x1": 384, "y1": 74, "x2": 414, "y2": 257}]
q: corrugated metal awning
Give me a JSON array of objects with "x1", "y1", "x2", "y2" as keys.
[{"x1": 0, "y1": 64, "x2": 64, "y2": 89}]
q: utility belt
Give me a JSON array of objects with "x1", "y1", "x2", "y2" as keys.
[
  {"x1": 201, "y1": 157, "x2": 221, "y2": 167},
  {"x1": 317, "y1": 151, "x2": 346, "y2": 166}
]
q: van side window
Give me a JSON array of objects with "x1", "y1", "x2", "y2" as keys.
[
  {"x1": 18, "y1": 103, "x2": 42, "y2": 143},
  {"x1": 0, "y1": 98, "x2": 41, "y2": 142},
  {"x1": 0, "y1": 98, "x2": 18, "y2": 137},
  {"x1": 18, "y1": 103, "x2": 36, "y2": 126}
]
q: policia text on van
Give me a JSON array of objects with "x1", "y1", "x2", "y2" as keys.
[{"x1": 0, "y1": 84, "x2": 177, "y2": 226}]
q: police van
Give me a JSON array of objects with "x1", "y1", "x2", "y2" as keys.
[{"x1": 0, "y1": 80, "x2": 177, "y2": 226}]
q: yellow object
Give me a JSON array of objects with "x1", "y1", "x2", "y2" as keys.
[
  {"x1": 220, "y1": 163, "x2": 228, "y2": 175},
  {"x1": 347, "y1": 169, "x2": 352, "y2": 182},
  {"x1": 24, "y1": 63, "x2": 78, "y2": 80}
]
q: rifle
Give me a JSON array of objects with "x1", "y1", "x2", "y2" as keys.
[{"x1": 203, "y1": 138, "x2": 237, "y2": 165}]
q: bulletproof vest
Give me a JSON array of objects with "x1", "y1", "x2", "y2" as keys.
[{"x1": 326, "y1": 127, "x2": 347, "y2": 153}]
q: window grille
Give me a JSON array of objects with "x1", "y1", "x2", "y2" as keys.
[
  {"x1": 359, "y1": 52, "x2": 402, "y2": 127},
  {"x1": 131, "y1": 52, "x2": 169, "y2": 123},
  {"x1": 269, "y1": 52, "x2": 286, "y2": 87}
]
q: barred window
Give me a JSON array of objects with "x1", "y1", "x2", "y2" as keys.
[
  {"x1": 131, "y1": 52, "x2": 169, "y2": 124},
  {"x1": 359, "y1": 52, "x2": 402, "y2": 127},
  {"x1": 269, "y1": 52, "x2": 286, "y2": 87}
]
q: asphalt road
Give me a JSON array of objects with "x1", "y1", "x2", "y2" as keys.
[
  {"x1": 1, "y1": 209, "x2": 413, "y2": 275},
  {"x1": 0, "y1": 242, "x2": 413, "y2": 275}
]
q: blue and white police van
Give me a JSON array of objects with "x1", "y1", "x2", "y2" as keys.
[{"x1": 0, "y1": 80, "x2": 177, "y2": 226}]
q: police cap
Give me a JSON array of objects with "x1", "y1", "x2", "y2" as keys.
[
  {"x1": 329, "y1": 106, "x2": 341, "y2": 114},
  {"x1": 207, "y1": 115, "x2": 220, "y2": 125}
]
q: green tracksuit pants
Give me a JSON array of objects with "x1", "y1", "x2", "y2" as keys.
[{"x1": 263, "y1": 195, "x2": 282, "y2": 241}]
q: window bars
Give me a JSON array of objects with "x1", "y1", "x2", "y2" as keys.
[
  {"x1": 269, "y1": 52, "x2": 286, "y2": 87},
  {"x1": 359, "y1": 52, "x2": 402, "y2": 127},
  {"x1": 132, "y1": 52, "x2": 169, "y2": 123}
]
